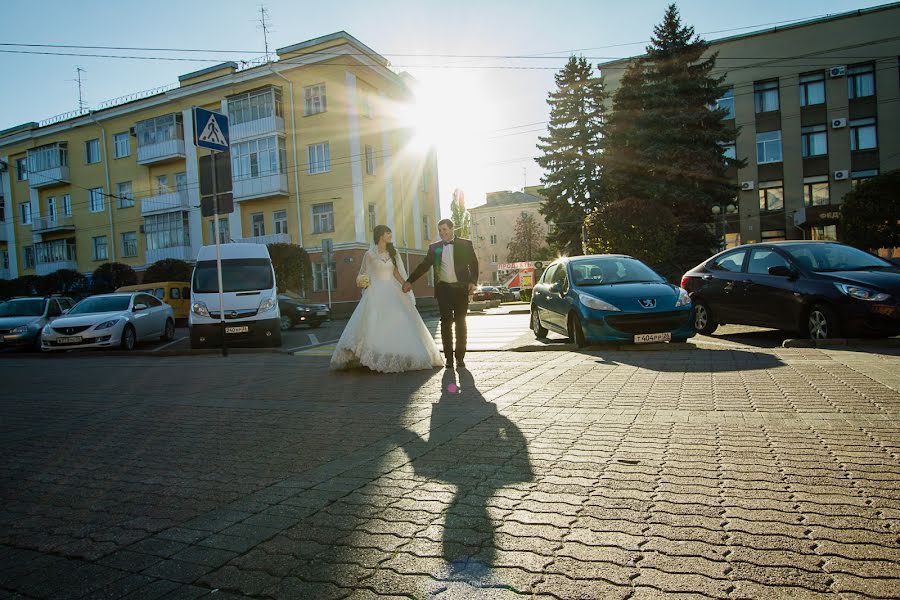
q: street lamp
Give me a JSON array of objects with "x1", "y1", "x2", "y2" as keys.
[{"x1": 711, "y1": 203, "x2": 737, "y2": 250}]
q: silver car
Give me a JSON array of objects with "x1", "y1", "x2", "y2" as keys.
[
  {"x1": 0, "y1": 296, "x2": 75, "y2": 351},
  {"x1": 42, "y1": 292, "x2": 175, "y2": 352}
]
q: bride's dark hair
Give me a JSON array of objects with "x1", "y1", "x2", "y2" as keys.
[{"x1": 373, "y1": 224, "x2": 398, "y2": 267}]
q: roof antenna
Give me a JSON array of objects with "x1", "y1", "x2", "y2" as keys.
[
  {"x1": 70, "y1": 66, "x2": 88, "y2": 113},
  {"x1": 258, "y1": 5, "x2": 273, "y2": 61}
]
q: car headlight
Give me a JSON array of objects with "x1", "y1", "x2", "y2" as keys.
[
  {"x1": 10, "y1": 325, "x2": 29, "y2": 334},
  {"x1": 834, "y1": 283, "x2": 890, "y2": 302},
  {"x1": 95, "y1": 319, "x2": 121, "y2": 330},
  {"x1": 192, "y1": 301, "x2": 210, "y2": 317},
  {"x1": 675, "y1": 287, "x2": 692, "y2": 307},
  {"x1": 259, "y1": 297, "x2": 277, "y2": 313},
  {"x1": 42, "y1": 324, "x2": 52, "y2": 335},
  {"x1": 580, "y1": 293, "x2": 621, "y2": 312}
]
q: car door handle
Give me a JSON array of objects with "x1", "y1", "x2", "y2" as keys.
[{"x1": 702, "y1": 274, "x2": 713, "y2": 281}]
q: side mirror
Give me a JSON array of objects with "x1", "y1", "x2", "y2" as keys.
[
  {"x1": 768, "y1": 265, "x2": 795, "y2": 278},
  {"x1": 549, "y1": 282, "x2": 562, "y2": 294},
  {"x1": 133, "y1": 303, "x2": 148, "y2": 312},
  {"x1": 62, "y1": 309, "x2": 69, "y2": 314}
]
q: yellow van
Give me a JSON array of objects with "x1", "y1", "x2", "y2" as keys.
[{"x1": 116, "y1": 281, "x2": 191, "y2": 322}]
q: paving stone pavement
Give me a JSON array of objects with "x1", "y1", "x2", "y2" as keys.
[{"x1": 1, "y1": 344, "x2": 899, "y2": 599}]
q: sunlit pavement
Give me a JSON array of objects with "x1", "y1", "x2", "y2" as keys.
[{"x1": 2, "y1": 335, "x2": 900, "y2": 598}]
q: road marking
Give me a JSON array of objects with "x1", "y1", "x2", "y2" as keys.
[
  {"x1": 153, "y1": 337, "x2": 187, "y2": 352},
  {"x1": 293, "y1": 342, "x2": 338, "y2": 356},
  {"x1": 308, "y1": 333, "x2": 319, "y2": 345}
]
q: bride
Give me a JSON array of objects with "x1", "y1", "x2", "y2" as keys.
[{"x1": 331, "y1": 225, "x2": 444, "y2": 373}]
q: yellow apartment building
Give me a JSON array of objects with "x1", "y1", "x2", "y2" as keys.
[{"x1": 0, "y1": 32, "x2": 439, "y2": 309}]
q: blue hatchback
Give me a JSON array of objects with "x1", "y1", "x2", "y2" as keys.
[{"x1": 530, "y1": 255, "x2": 695, "y2": 347}]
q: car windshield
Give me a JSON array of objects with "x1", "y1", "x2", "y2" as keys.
[
  {"x1": 0, "y1": 299, "x2": 45, "y2": 317},
  {"x1": 571, "y1": 258, "x2": 664, "y2": 285},
  {"x1": 784, "y1": 244, "x2": 893, "y2": 272},
  {"x1": 68, "y1": 296, "x2": 132, "y2": 315},
  {"x1": 193, "y1": 258, "x2": 274, "y2": 293}
]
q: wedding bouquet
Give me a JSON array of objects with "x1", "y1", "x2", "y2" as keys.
[{"x1": 356, "y1": 274, "x2": 370, "y2": 289}]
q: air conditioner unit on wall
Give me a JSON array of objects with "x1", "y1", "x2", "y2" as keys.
[
  {"x1": 740, "y1": 181, "x2": 754, "y2": 191},
  {"x1": 139, "y1": 224, "x2": 145, "y2": 233},
  {"x1": 829, "y1": 66, "x2": 846, "y2": 78},
  {"x1": 834, "y1": 170, "x2": 850, "y2": 181},
  {"x1": 831, "y1": 118, "x2": 847, "y2": 129}
]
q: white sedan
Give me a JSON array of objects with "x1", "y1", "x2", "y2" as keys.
[{"x1": 42, "y1": 292, "x2": 175, "y2": 352}]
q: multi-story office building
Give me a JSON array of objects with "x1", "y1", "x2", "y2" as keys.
[
  {"x1": 0, "y1": 32, "x2": 439, "y2": 309},
  {"x1": 599, "y1": 3, "x2": 900, "y2": 248},
  {"x1": 470, "y1": 185, "x2": 551, "y2": 284}
]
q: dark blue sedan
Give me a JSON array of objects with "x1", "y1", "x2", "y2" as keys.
[{"x1": 530, "y1": 255, "x2": 695, "y2": 347}]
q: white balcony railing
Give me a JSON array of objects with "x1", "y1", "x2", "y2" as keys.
[
  {"x1": 141, "y1": 190, "x2": 191, "y2": 216},
  {"x1": 36, "y1": 260, "x2": 78, "y2": 276},
  {"x1": 28, "y1": 165, "x2": 70, "y2": 188},
  {"x1": 236, "y1": 233, "x2": 291, "y2": 245},
  {"x1": 32, "y1": 214, "x2": 75, "y2": 233},
  {"x1": 145, "y1": 245, "x2": 194, "y2": 264},
  {"x1": 233, "y1": 173, "x2": 289, "y2": 201},
  {"x1": 230, "y1": 116, "x2": 285, "y2": 143},
  {"x1": 137, "y1": 139, "x2": 186, "y2": 165}
]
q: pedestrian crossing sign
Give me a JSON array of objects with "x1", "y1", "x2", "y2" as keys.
[{"x1": 193, "y1": 107, "x2": 230, "y2": 152}]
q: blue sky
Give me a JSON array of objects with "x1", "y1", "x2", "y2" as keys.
[{"x1": 0, "y1": 0, "x2": 889, "y2": 215}]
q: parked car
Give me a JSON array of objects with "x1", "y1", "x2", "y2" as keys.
[
  {"x1": 681, "y1": 241, "x2": 900, "y2": 340},
  {"x1": 497, "y1": 286, "x2": 518, "y2": 302},
  {"x1": 0, "y1": 296, "x2": 75, "y2": 351},
  {"x1": 531, "y1": 255, "x2": 695, "y2": 347},
  {"x1": 473, "y1": 286, "x2": 502, "y2": 302},
  {"x1": 117, "y1": 281, "x2": 191, "y2": 323},
  {"x1": 41, "y1": 292, "x2": 175, "y2": 352},
  {"x1": 278, "y1": 296, "x2": 330, "y2": 330}
]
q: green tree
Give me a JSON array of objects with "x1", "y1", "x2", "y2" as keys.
[
  {"x1": 144, "y1": 259, "x2": 193, "y2": 283},
  {"x1": 506, "y1": 211, "x2": 547, "y2": 262},
  {"x1": 449, "y1": 188, "x2": 470, "y2": 239},
  {"x1": 92, "y1": 262, "x2": 137, "y2": 292},
  {"x1": 535, "y1": 55, "x2": 608, "y2": 256},
  {"x1": 45, "y1": 269, "x2": 86, "y2": 294},
  {"x1": 267, "y1": 243, "x2": 312, "y2": 295},
  {"x1": 839, "y1": 169, "x2": 900, "y2": 256},
  {"x1": 601, "y1": 4, "x2": 740, "y2": 272}
]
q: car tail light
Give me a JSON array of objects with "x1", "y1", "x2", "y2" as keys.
[{"x1": 680, "y1": 276, "x2": 690, "y2": 289}]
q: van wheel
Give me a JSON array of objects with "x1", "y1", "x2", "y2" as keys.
[
  {"x1": 120, "y1": 325, "x2": 137, "y2": 351},
  {"x1": 568, "y1": 313, "x2": 587, "y2": 349},
  {"x1": 808, "y1": 304, "x2": 841, "y2": 340},
  {"x1": 531, "y1": 308, "x2": 548, "y2": 339},
  {"x1": 279, "y1": 315, "x2": 293, "y2": 331},
  {"x1": 161, "y1": 319, "x2": 175, "y2": 342},
  {"x1": 693, "y1": 300, "x2": 718, "y2": 335}
]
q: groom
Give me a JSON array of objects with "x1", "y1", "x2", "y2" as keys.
[{"x1": 403, "y1": 219, "x2": 479, "y2": 369}]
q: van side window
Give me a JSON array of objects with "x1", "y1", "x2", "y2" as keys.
[
  {"x1": 153, "y1": 288, "x2": 165, "y2": 300},
  {"x1": 169, "y1": 288, "x2": 180, "y2": 300}
]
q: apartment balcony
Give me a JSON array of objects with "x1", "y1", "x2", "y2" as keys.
[
  {"x1": 230, "y1": 116, "x2": 285, "y2": 143},
  {"x1": 137, "y1": 139, "x2": 186, "y2": 166},
  {"x1": 141, "y1": 190, "x2": 191, "y2": 216},
  {"x1": 32, "y1": 215, "x2": 76, "y2": 235},
  {"x1": 235, "y1": 233, "x2": 291, "y2": 245},
  {"x1": 233, "y1": 173, "x2": 289, "y2": 202},
  {"x1": 28, "y1": 165, "x2": 70, "y2": 189},
  {"x1": 35, "y1": 260, "x2": 78, "y2": 276},
  {"x1": 146, "y1": 245, "x2": 194, "y2": 264}
]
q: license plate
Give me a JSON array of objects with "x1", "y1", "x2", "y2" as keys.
[
  {"x1": 316, "y1": 311, "x2": 327, "y2": 316},
  {"x1": 225, "y1": 326, "x2": 249, "y2": 334},
  {"x1": 58, "y1": 336, "x2": 83, "y2": 344},
  {"x1": 634, "y1": 332, "x2": 672, "y2": 344}
]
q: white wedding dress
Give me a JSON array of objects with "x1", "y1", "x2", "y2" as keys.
[{"x1": 331, "y1": 248, "x2": 443, "y2": 373}]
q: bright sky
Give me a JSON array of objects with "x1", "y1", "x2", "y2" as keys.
[{"x1": 0, "y1": 0, "x2": 888, "y2": 218}]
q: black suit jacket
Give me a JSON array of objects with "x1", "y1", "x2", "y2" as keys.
[{"x1": 407, "y1": 237, "x2": 479, "y2": 297}]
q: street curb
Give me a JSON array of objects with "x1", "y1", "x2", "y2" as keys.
[
  {"x1": 782, "y1": 337, "x2": 900, "y2": 348},
  {"x1": 509, "y1": 342, "x2": 698, "y2": 352}
]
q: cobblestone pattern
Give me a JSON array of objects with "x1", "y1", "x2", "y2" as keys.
[{"x1": 1, "y1": 347, "x2": 899, "y2": 599}]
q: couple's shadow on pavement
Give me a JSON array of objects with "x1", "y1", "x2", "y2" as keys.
[{"x1": 400, "y1": 368, "x2": 533, "y2": 580}]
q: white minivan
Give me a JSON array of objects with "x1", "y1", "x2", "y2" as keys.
[{"x1": 189, "y1": 243, "x2": 282, "y2": 349}]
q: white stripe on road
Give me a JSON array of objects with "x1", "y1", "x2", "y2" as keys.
[
  {"x1": 153, "y1": 336, "x2": 187, "y2": 352},
  {"x1": 308, "y1": 333, "x2": 319, "y2": 345}
]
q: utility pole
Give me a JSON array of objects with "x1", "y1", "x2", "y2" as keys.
[{"x1": 522, "y1": 166, "x2": 527, "y2": 191}]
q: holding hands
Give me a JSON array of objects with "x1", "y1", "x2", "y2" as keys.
[{"x1": 402, "y1": 281, "x2": 412, "y2": 294}]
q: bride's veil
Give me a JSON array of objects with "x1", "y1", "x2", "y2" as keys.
[{"x1": 368, "y1": 244, "x2": 416, "y2": 306}]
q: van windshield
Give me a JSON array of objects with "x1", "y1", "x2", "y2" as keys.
[{"x1": 193, "y1": 259, "x2": 274, "y2": 293}]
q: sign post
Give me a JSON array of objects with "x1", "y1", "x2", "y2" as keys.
[{"x1": 194, "y1": 107, "x2": 231, "y2": 357}]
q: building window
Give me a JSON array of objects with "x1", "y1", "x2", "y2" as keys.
[
  {"x1": 231, "y1": 136, "x2": 286, "y2": 180},
  {"x1": 20, "y1": 202, "x2": 32, "y2": 225},
  {"x1": 304, "y1": 83, "x2": 327, "y2": 116},
  {"x1": 135, "y1": 113, "x2": 183, "y2": 147},
  {"x1": 490, "y1": 234, "x2": 497, "y2": 245},
  {"x1": 47, "y1": 197, "x2": 57, "y2": 221},
  {"x1": 810, "y1": 225, "x2": 838, "y2": 241},
  {"x1": 24, "y1": 246, "x2": 35, "y2": 269},
  {"x1": 368, "y1": 204, "x2": 376, "y2": 232},
  {"x1": 312, "y1": 262, "x2": 336, "y2": 291},
  {"x1": 227, "y1": 87, "x2": 283, "y2": 125},
  {"x1": 121, "y1": 232, "x2": 138, "y2": 258},
  {"x1": 307, "y1": 142, "x2": 331, "y2": 174},
  {"x1": 155, "y1": 175, "x2": 169, "y2": 194},
  {"x1": 27, "y1": 143, "x2": 68, "y2": 175},
  {"x1": 251, "y1": 212, "x2": 265, "y2": 237},
  {"x1": 1, "y1": 250, "x2": 7, "y2": 269},
  {"x1": 801, "y1": 125, "x2": 828, "y2": 158},
  {"x1": 117, "y1": 181, "x2": 134, "y2": 208},
  {"x1": 144, "y1": 211, "x2": 190, "y2": 250},
  {"x1": 92, "y1": 236, "x2": 109, "y2": 261},
  {"x1": 754, "y1": 79, "x2": 779, "y2": 113},
  {"x1": 34, "y1": 237, "x2": 75, "y2": 267},
  {"x1": 15, "y1": 158, "x2": 27, "y2": 181},
  {"x1": 756, "y1": 130, "x2": 782, "y2": 164},
  {"x1": 89, "y1": 187, "x2": 105, "y2": 213},
  {"x1": 799, "y1": 73, "x2": 825, "y2": 107},
  {"x1": 208, "y1": 217, "x2": 230, "y2": 244},
  {"x1": 850, "y1": 117, "x2": 877, "y2": 151},
  {"x1": 175, "y1": 172, "x2": 188, "y2": 192},
  {"x1": 489, "y1": 216, "x2": 496, "y2": 226},
  {"x1": 758, "y1": 181, "x2": 784, "y2": 212},
  {"x1": 114, "y1": 132, "x2": 130, "y2": 158},
  {"x1": 365, "y1": 145, "x2": 375, "y2": 175},
  {"x1": 85, "y1": 139, "x2": 101, "y2": 164},
  {"x1": 423, "y1": 216, "x2": 430, "y2": 240},
  {"x1": 274, "y1": 210, "x2": 288, "y2": 235},
  {"x1": 721, "y1": 143, "x2": 736, "y2": 161},
  {"x1": 312, "y1": 202, "x2": 334, "y2": 233},
  {"x1": 851, "y1": 169, "x2": 879, "y2": 188},
  {"x1": 61, "y1": 194, "x2": 71, "y2": 216},
  {"x1": 847, "y1": 64, "x2": 875, "y2": 99},
  {"x1": 491, "y1": 254, "x2": 498, "y2": 263},
  {"x1": 803, "y1": 177, "x2": 830, "y2": 206},
  {"x1": 714, "y1": 88, "x2": 734, "y2": 119}
]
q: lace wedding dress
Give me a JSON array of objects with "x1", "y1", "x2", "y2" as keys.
[{"x1": 331, "y1": 248, "x2": 443, "y2": 373}]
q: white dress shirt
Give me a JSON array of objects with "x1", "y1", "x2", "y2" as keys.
[{"x1": 440, "y1": 240, "x2": 458, "y2": 283}]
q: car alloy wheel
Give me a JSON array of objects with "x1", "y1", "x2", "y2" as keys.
[
  {"x1": 121, "y1": 326, "x2": 136, "y2": 351},
  {"x1": 162, "y1": 319, "x2": 175, "y2": 342},
  {"x1": 693, "y1": 301, "x2": 718, "y2": 335},
  {"x1": 808, "y1": 305, "x2": 839, "y2": 340},
  {"x1": 280, "y1": 315, "x2": 293, "y2": 331},
  {"x1": 531, "y1": 309, "x2": 548, "y2": 339}
]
